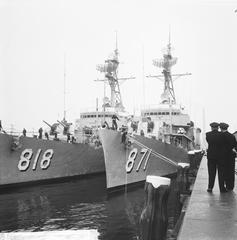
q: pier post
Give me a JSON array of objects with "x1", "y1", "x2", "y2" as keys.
[
  {"x1": 188, "y1": 150, "x2": 196, "y2": 175},
  {"x1": 140, "y1": 176, "x2": 170, "y2": 240},
  {"x1": 194, "y1": 149, "x2": 203, "y2": 169},
  {"x1": 177, "y1": 163, "x2": 190, "y2": 194},
  {"x1": 167, "y1": 163, "x2": 190, "y2": 237}
]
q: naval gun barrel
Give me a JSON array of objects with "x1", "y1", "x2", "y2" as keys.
[
  {"x1": 43, "y1": 120, "x2": 59, "y2": 135},
  {"x1": 43, "y1": 120, "x2": 52, "y2": 128},
  {"x1": 57, "y1": 120, "x2": 66, "y2": 127}
]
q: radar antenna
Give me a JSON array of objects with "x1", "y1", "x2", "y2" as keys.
[
  {"x1": 147, "y1": 35, "x2": 191, "y2": 105},
  {"x1": 95, "y1": 33, "x2": 135, "y2": 112}
]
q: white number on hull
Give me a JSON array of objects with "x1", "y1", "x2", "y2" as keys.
[
  {"x1": 18, "y1": 149, "x2": 33, "y2": 171},
  {"x1": 18, "y1": 149, "x2": 54, "y2": 171},
  {"x1": 32, "y1": 149, "x2": 42, "y2": 170},
  {"x1": 126, "y1": 147, "x2": 151, "y2": 173},
  {"x1": 126, "y1": 148, "x2": 138, "y2": 173},
  {"x1": 40, "y1": 149, "x2": 54, "y2": 170}
]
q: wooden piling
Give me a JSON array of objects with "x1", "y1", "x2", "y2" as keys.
[
  {"x1": 194, "y1": 149, "x2": 203, "y2": 168},
  {"x1": 166, "y1": 162, "x2": 190, "y2": 239},
  {"x1": 188, "y1": 150, "x2": 195, "y2": 170},
  {"x1": 140, "y1": 176, "x2": 170, "y2": 240},
  {"x1": 177, "y1": 163, "x2": 190, "y2": 194}
]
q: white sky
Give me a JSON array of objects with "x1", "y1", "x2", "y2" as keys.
[{"x1": 0, "y1": 0, "x2": 237, "y2": 133}]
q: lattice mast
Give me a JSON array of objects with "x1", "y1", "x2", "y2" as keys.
[
  {"x1": 150, "y1": 34, "x2": 191, "y2": 105},
  {"x1": 96, "y1": 33, "x2": 134, "y2": 111}
]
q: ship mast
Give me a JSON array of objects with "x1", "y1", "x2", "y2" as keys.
[
  {"x1": 63, "y1": 53, "x2": 66, "y2": 121},
  {"x1": 147, "y1": 35, "x2": 191, "y2": 105},
  {"x1": 95, "y1": 33, "x2": 135, "y2": 112}
]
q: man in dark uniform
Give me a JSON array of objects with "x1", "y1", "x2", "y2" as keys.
[
  {"x1": 112, "y1": 114, "x2": 119, "y2": 130},
  {"x1": 219, "y1": 122, "x2": 237, "y2": 191},
  {"x1": 206, "y1": 122, "x2": 227, "y2": 193},
  {"x1": 44, "y1": 131, "x2": 49, "y2": 140},
  {"x1": 23, "y1": 128, "x2": 26, "y2": 137},
  {"x1": 38, "y1": 127, "x2": 43, "y2": 139},
  {"x1": 67, "y1": 132, "x2": 71, "y2": 143}
]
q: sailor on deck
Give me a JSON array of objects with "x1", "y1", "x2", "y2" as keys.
[
  {"x1": 206, "y1": 122, "x2": 226, "y2": 193},
  {"x1": 23, "y1": 128, "x2": 26, "y2": 137},
  {"x1": 219, "y1": 122, "x2": 237, "y2": 191},
  {"x1": 67, "y1": 132, "x2": 71, "y2": 143},
  {"x1": 45, "y1": 131, "x2": 49, "y2": 140},
  {"x1": 112, "y1": 114, "x2": 119, "y2": 130},
  {"x1": 38, "y1": 127, "x2": 43, "y2": 139}
]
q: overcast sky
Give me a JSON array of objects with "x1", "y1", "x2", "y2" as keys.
[{"x1": 1, "y1": 0, "x2": 237, "y2": 134}]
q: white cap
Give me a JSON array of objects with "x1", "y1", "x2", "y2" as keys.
[
  {"x1": 146, "y1": 175, "x2": 170, "y2": 188},
  {"x1": 178, "y1": 162, "x2": 190, "y2": 168},
  {"x1": 194, "y1": 149, "x2": 202, "y2": 153}
]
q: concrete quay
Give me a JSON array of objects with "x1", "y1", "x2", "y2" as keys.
[{"x1": 178, "y1": 156, "x2": 237, "y2": 240}]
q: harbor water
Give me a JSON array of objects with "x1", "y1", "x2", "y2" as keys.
[{"x1": 0, "y1": 174, "x2": 145, "y2": 240}]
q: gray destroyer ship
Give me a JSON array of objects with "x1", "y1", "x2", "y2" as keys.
[
  {"x1": 0, "y1": 42, "x2": 131, "y2": 188},
  {"x1": 99, "y1": 39, "x2": 202, "y2": 190}
]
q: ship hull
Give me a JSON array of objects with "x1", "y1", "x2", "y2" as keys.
[
  {"x1": 99, "y1": 129, "x2": 189, "y2": 189},
  {"x1": 0, "y1": 134, "x2": 104, "y2": 187}
]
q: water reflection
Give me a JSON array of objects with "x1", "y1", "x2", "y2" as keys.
[{"x1": 0, "y1": 175, "x2": 145, "y2": 240}]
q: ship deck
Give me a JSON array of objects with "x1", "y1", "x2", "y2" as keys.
[{"x1": 178, "y1": 156, "x2": 237, "y2": 240}]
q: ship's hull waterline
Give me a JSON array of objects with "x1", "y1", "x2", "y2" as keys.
[{"x1": 0, "y1": 134, "x2": 105, "y2": 187}]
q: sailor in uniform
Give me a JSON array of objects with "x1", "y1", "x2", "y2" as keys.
[
  {"x1": 112, "y1": 114, "x2": 119, "y2": 130},
  {"x1": 22, "y1": 128, "x2": 26, "y2": 137},
  {"x1": 38, "y1": 127, "x2": 43, "y2": 139},
  {"x1": 219, "y1": 122, "x2": 237, "y2": 191},
  {"x1": 206, "y1": 122, "x2": 227, "y2": 193},
  {"x1": 44, "y1": 131, "x2": 49, "y2": 140}
]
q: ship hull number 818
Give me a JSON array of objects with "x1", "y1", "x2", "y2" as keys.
[{"x1": 18, "y1": 149, "x2": 54, "y2": 171}]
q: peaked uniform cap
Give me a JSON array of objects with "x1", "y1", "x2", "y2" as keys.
[
  {"x1": 219, "y1": 122, "x2": 229, "y2": 129},
  {"x1": 210, "y1": 122, "x2": 219, "y2": 128}
]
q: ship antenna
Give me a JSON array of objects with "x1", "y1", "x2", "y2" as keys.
[
  {"x1": 168, "y1": 25, "x2": 171, "y2": 54},
  {"x1": 142, "y1": 44, "x2": 145, "y2": 108},
  {"x1": 95, "y1": 32, "x2": 135, "y2": 112},
  {"x1": 115, "y1": 30, "x2": 118, "y2": 56},
  {"x1": 147, "y1": 30, "x2": 191, "y2": 105},
  {"x1": 63, "y1": 53, "x2": 66, "y2": 121}
]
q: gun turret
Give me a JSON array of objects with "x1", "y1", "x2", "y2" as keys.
[
  {"x1": 43, "y1": 120, "x2": 58, "y2": 135},
  {"x1": 57, "y1": 120, "x2": 70, "y2": 135}
]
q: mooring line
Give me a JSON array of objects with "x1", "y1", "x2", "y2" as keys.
[{"x1": 129, "y1": 135, "x2": 178, "y2": 167}]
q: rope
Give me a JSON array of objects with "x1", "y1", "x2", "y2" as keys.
[{"x1": 129, "y1": 135, "x2": 178, "y2": 167}]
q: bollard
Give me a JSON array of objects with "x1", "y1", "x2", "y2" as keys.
[
  {"x1": 188, "y1": 150, "x2": 195, "y2": 169},
  {"x1": 140, "y1": 176, "x2": 170, "y2": 240},
  {"x1": 177, "y1": 163, "x2": 190, "y2": 194},
  {"x1": 165, "y1": 163, "x2": 190, "y2": 239},
  {"x1": 194, "y1": 149, "x2": 203, "y2": 168},
  {"x1": 188, "y1": 150, "x2": 197, "y2": 177},
  {"x1": 167, "y1": 173, "x2": 181, "y2": 233}
]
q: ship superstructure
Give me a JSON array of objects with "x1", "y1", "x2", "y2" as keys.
[
  {"x1": 75, "y1": 36, "x2": 134, "y2": 139},
  {"x1": 137, "y1": 39, "x2": 194, "y2": 149},
  {"x1": 99, "y1": 37, "x2": 202, "y2": 189}
]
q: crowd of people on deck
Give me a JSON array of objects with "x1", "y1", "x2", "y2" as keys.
[
  {"x1": 206, "y1": 122, "x2": 237, "y2": 193},
  {"x1": 20, "y1": 126, "x2": 76, "y2": 143}
]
